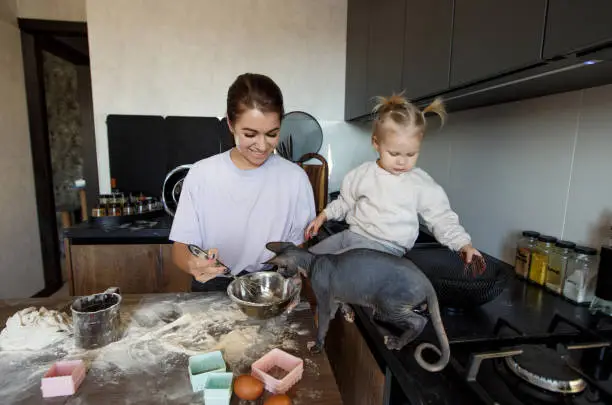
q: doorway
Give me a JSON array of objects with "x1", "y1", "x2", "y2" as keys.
[{"x1": 19, "y1": 19, "x2": 98, "y2": 297}]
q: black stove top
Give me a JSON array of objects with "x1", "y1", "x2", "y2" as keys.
[
  {"x1": 447, "y1": 314, "x2": 612, "y2": 405},
  {"x1": 360, "y1": 276, "x2": 612, "y2": 405}
]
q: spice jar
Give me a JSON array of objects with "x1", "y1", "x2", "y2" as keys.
[
  {"x1": 564, "y1": 246, "x2": 598, "y2": 304},
  {"x1": 528, "y1": 235, "x2": 557, "y2": 285},
  {"x1": 91, "y1": 199, "x2": 107, "y2": 217},
  {"x1": 514, "y1": 231, "x2": 540, "y2": 279},
  {"x1": 123, "y1": 198, "x2": 134, "y2": 215},
  {"x1": 136, "y1": 199, "x2": 147, "y2": 214},
  {"x1": 107, "y1": 196, "x2": 122, "y2": 216},
  {"x1": 545, "y1": 240, "x2": 576, "y2": 293}
]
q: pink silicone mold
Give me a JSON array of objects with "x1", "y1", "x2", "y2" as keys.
[
  {"x1": 41, "y1": 360, "x2": 87, "y2": 398},
  {"x1": 251, "y1": 348, "x2": 303, "y2": 394}
]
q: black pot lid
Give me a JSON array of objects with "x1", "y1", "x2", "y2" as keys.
[
  {"x1": 277, "y1": 111, "x2": 323, "y2": 162},
  {"x1": 162, "y1": 165, "x2": 191, "y2": 216}
]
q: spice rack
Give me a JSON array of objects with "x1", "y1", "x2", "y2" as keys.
[
  {"x1": 90, "y1": 191, "x2": 164, "y2": 226},
  {"x1": 514, "y1": 230, "x2": 599, "y2": 306}
]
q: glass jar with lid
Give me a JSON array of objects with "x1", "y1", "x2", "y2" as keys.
[
  {"x1": 563, "y1": 246, "x2": 598, "y2": 304},
  {"x1": 108, "y1": 195, "x2": 122, "y2": 216},
  {"x1": 514, "y1": 231, "x2": 540, "y2": 278},
  {"x1": 91, "y1": 198, "x2": 107, "y2": 217},
  {"x1": 528, "y1": 235, "x2": 557, "y2": 285},
  {"x1": 545, "y1": 240, "x2": 576, "y2": 293}
]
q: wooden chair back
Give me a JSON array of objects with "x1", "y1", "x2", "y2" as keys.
[{"x1": 297, "y1": 153, "x2": 329, "y2": 215}]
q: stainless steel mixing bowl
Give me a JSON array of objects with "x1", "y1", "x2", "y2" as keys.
[{"x1": 227, "y1": 271, "x2": 301, "y2": 319}]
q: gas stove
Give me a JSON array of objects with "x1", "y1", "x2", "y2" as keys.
[
  {"x1": 363, "y1": 277, "x2": 612, "y2": 405},
  {"x1": 448, "y1": 314, "x2": 612, "y2": 405}
]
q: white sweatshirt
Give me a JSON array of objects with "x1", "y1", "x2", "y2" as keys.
[{"x1": 324, "y1": 162, "x2": 471, "y2": 252}]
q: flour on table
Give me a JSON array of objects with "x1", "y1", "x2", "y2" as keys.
[
  {"x1": 0, "y1": 307, "x2": 72, "y2": 351},
  {"x1": 294, "y1": 388, "x2": 323, "y2": 405},
  {"x1": 0, "y1": 294, "x2": 309, "y2": 404}
]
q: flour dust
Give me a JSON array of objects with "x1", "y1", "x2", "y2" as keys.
[{"x1": 0, "y1": 294, "x2": 309, "y2": 404}]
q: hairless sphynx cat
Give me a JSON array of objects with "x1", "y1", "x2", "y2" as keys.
[{"x1": 264, "y1": 241, "x2": 450, "y2": 372}]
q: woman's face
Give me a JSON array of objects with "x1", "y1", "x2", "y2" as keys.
[{"x1": 229, "y1": 108, "x2": 281, "y2": 167}]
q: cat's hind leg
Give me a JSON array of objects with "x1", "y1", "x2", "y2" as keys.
[{"x1": 374, "y1": 302, "x2": 428, "y2": 351}]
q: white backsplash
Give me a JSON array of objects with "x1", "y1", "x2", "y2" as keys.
[
  {"x1": 418, "y1": 83, "x2": 612, "y2": 263},
  {"x1": 319, "y1": 120, "x2": 378, "y2": 193}
]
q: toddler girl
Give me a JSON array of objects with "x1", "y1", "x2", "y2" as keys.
[{"x1": 306, "y1": 94, "x2": 482, "y2": 265}]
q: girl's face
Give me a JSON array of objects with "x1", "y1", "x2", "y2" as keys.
[
  {"x1": 373, "y1": 125, "x2": 423, "y2": 175},
  {"x1": 229, "y1": 108, "x2": 281, "y2": 168}
]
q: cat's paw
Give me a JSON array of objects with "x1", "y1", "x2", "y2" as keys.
[
  {"x1": 307, "y1": 341, "x2": 322, "y2": 354},
  {"x1": 384, "y1": 336, "x2": 402, "y2": 350},
  {"x1": 341, "y1": 306, "x2": 355, "y2": 323}
]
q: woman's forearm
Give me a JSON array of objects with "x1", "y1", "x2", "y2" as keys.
[{"x1": 172, "y1": 242, "x2": 194, "y2": 275}]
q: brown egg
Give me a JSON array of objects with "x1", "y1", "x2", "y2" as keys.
[
  {"x1": 264, "y1": 394, "x2": 292, "y2": 405},
  {"x1": 233, "y1": 375, "x2": 264, "y2": 400}
]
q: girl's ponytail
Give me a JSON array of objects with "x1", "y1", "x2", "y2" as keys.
[{"x1": 422, "y1": 97, "x2": 447, "y2": 127}]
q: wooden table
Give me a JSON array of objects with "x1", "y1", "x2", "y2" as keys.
[{"x1": 0, "y1": 293, "x2": 343, "y2": 404}]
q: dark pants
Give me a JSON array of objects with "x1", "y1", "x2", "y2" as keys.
[{"x1": 191, "y1": 270, "x2": 250, "y2": 293}]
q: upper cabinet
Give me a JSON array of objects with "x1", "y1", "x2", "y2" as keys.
[
  {"x1": 402, "y1": 0, "x2": 453, "y2": 100},
  {"x1": 366, "y1": 0, "x2": 406, "y2": 109},
  {"x1": 344, "y1": 0, "x2": 370, "y2": 120},
  {"x1": 344, "y1": 0, "x2": 612, "y2": 119},
  {"x1": 450, "y1": 0, "x2": 547, "y2": 87},
  {"x1": 544, "y1": 1, "x2": 612, "y2": 58}
]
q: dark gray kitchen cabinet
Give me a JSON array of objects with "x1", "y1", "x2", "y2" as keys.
[
  {"x1": 543, "y1": 1, "x2": 612, "y2": 59},
  {"x1": 402, "y1": 0, "x2": 453, "y2": 100},
  {"x1": 450, "y1": 0, "x2": 547, "y2": 87},
  {"x1": 366, "y1": 0, "x2": 406, "y2": 109},
  {"x1": 344, "y1": 0, "x2": 370, "y2": 120}
]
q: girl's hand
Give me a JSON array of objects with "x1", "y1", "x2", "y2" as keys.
[
  {"x1": 188, "y1": 248, "x2": 227, "y2": 283},
  {"x1": 305, "y1": 213, "x2": 327, "y2": 240},
  {"x1": 460, "y1": 244, "x2": 486, "y2": 276}
]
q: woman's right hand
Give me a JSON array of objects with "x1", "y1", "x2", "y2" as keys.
[
  {"x1": 188, "y1": 248, "x2": 227, "y2": 283},
  {"x1": 305, "y1": 212, "x2": 327, "y2": 240}
]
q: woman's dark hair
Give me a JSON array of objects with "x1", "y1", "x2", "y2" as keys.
[{"x1": 226, "y1": 73, "x2": 284, "y2": 123}]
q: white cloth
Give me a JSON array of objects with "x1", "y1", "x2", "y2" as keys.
[
  {"x1": 324, "y1": 162, "x2": 471, "y2": 252},
  {"x1": 169, "y1": 151, "x2": 316, "y2": 275}
]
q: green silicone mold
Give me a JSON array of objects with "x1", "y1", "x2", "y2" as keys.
[
  {"x1": 203, "y1": 372, "x2": 233, "y2": 405},
  {"x1": 188, "y1": 351, "x2": 226, "y2": 392}
]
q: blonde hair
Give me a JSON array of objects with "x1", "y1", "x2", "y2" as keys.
[{"x1": 372, "y1": 93, "x2": 446, "y2": 140}]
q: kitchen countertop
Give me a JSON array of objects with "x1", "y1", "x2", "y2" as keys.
[
  {"x1": 351, "y1": 260, "x2": 612, "y2": 404},
  {"x1": 315, "y1": 217, "x2": 612, "y2": 403},
  {"x1": 0, "y1": 293, "x2": 342, "y2": 405}
]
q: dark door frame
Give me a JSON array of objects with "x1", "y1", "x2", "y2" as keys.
[{"x1": 19, "y1": 19, "x2": 90, "y2": 297}]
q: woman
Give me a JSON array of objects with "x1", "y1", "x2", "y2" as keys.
[{"x1": 170, "y1": 73, "x2": 316, "y2": 292}]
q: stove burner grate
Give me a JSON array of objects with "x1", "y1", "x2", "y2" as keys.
[{"x1": 504, "y1": 345, "x2": 586, "y2": 394}]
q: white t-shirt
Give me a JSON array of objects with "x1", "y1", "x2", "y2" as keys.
[
  {"x1": 169, "y1": 151, "x2": 316, "y2": 275},
  {"x1": 324, "y1": 161, "x2": 471, "y2": 252}
]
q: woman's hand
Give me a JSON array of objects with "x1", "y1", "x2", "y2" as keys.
[
  {"x1": 188, "y1": 248, "x2": 227, "y2": 283},
  {"x1": 459, "y1": 244, "x2": 486, "y2": 276},
  {"x1": 305, "y1": 212, "x2": 327, "y2": 240}
]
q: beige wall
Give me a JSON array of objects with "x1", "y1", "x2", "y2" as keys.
[
  {"x1": 17, "y1": 0, "x2": 86, "y2": 21},
  {"x1": 86, "y1": 0, "x2": 355, "y2": 193},
  {"x1": 418, "y1": 84, "x2": 612, "y2": 263},
  {"x1": 0, "y1": 0, "x2": 45, "y2": 298}
]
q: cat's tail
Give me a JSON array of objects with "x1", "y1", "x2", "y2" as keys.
[{"x1": 414, "y1": 291, "x2": 450, "y2": 372}]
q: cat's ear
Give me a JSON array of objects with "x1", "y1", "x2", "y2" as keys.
[
  {"x1": 263, "y1": 254, "x2": 300, "y2": 275},
  {"x1": 265, "y1": 242, "x2": 295, "y2": 253}
]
